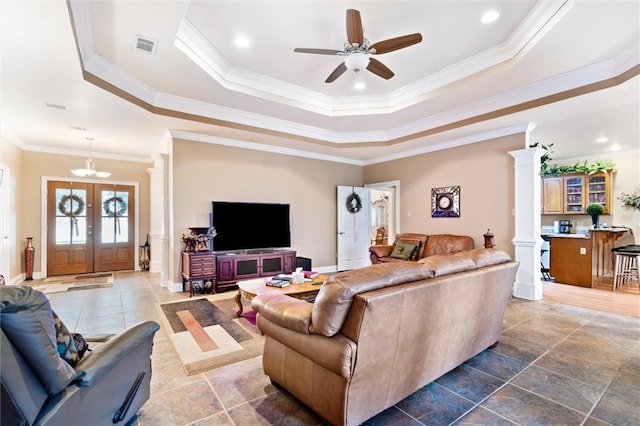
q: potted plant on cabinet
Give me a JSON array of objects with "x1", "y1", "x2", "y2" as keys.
[{"x1": 586, "y1": 203, "x2": 605, "y2": 229}]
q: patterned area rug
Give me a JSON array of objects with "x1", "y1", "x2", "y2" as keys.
[
  {"x1": 157, "y1": 294, "x2": 263, "y2": 375},
  {"x1": 28, "y1": 273, "x2": 114, "y2": 293}
]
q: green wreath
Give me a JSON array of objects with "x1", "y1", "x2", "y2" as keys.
[
  {"x1": 103, "y1": 196, "x2": 127, "y2": 217},
  {"x1": 58, "y1": 194, "x2": 85, "y2": 217},
  {"x1": 346, "y1": 192, "x2": 362, "y2": 213}
]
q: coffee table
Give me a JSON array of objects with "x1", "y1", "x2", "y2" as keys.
[{"x1": 234, "y1": 275, "x2": 327, "y2": 317}]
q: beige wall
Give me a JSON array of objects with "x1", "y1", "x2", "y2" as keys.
[
  {"x1": 541, "y1": 149, "x2": 640, "y2": 244},
  {"x1": 364, "y1": 134, "x2": 524, "y2": 256},
  {"x1": 0, "y1": 137, "x2": 24, "y2": 279},
  {"x1": 170, "y1": 139, "x2": 363, "y2": 283},
  {"x1": 5, "y1": 148, "x2": 151, "y2": 280}
]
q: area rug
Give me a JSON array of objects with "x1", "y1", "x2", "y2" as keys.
[
  {"x1": 157, "y1": 293, "x2": 263, "y2": 375},
  {"x1": 28, "y1": 272, "x2": 114, "y2": 294}
]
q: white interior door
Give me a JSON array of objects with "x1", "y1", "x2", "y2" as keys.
[{"x1": 337, "y1": 186, "x2": 371, "y2": 271}]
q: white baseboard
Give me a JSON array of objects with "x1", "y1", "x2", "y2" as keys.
[{"x1": 167, "y1": 281, "x2": 184, "y2": 293}]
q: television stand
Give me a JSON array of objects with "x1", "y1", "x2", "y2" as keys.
[{"x1": 214, "y1": 248, "x2": 296, "y2": 292}]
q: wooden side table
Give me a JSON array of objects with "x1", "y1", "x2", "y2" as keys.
[{"x1": 181, "y1": 251, "x2": 216, "y2": 297}]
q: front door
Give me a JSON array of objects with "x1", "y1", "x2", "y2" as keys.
[{"x1": 47, "y1": 181, "x2": 135, "y2": 276}]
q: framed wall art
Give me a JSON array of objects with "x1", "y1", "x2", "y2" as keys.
[{"x1": 431, "y1": 186, "x2": 460, "y2": 218}]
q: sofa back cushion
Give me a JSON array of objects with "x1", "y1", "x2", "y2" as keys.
[
  {"x1": 423, "y1": 234, "x2": 474, "y2": 258},
  {"x1": 0, "y1": 286, "x2": 78, "y2": 396},
  {"x1": 418, "y1": 248, "x2": 510, "y2": 276},
  {"x1": 311, "y1": 263, "x2": 434, "y2": 337}
]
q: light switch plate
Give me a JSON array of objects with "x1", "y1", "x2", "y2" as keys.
[{"x1": 580, "y1": 247, "x2": 587, "y2": 255}]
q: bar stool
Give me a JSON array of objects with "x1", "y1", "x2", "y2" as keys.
[
  {"x1": 611, "y1": 245, "x2": 640, "y2": 291},
  {"x1": 541, "y1": 249, "x2": 551, "y2": 281}
]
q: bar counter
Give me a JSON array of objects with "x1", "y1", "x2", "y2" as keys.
[{"x1": 547, "y1": 229, "x2": 630, "y2": 288}]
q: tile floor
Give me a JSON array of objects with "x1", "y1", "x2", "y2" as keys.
[{"x1": 45, "y1": 271, "x2": 640, "y2": 426}]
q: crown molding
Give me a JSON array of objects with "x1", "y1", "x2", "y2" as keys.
[
  {"x1": 21, "y1": 143, "x2": 152, "y2": 163},
  {"x1": 364, "y1": 123, "x2": 532, "y2": 165},
  {"x1": 168, "y1": 130, "x2": 364, "y2": 166},
  {"x1": 169, "y1": 123, "x2": 532, "y2": 167}
]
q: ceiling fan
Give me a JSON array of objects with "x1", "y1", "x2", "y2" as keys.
[{"x1": 294, "y1": 9, "x2": 422, "y2": 83}]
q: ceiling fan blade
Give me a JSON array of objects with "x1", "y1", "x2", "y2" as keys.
[
  {"x1": 367, "y1": 58, "x2": 394, "y2": 80},
  {"x1": 346, "y1": 9, "x2": 364, "y2": 46},
  {"x1": 370, "y1": 33, "x2": 423, "y2": 54},
  {"x1": 294, "y1": 48, "x2": 342, "y2": 55},
  {"x1": 325, "y1": 62, "x2": 347, "y2": 83}
]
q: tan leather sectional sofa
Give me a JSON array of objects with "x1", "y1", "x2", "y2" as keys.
[
  {"x1": 252, "y1": 248, "x2": 519, "y2": 426},
  {"x1": 369, "y1": 232, "x2": 474, "y2": 264}
]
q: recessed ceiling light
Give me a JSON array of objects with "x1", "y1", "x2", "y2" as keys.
[
  {"x1": 481, "y1": 10, "x2": 500, "y2": 24},
  {"x1": 610, "y1": 144, "x2": 621, "y2": 151},
  {"x1": 354, "y1": 80, "x2": 366, "y2": 91},
  {"x1": 595, "y1": 136, "x2": 609, "y2": 143},
  {"x1": 234, "y1": 36, "x2": 250, "y2": 48}
]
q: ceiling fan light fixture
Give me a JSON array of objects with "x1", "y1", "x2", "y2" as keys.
[
  {"x1": 345, "y1": 52, "x2": 370, "y2": 73},
  {"x1": 353, "y1": 79, "x2": 366, "y2": 91}
]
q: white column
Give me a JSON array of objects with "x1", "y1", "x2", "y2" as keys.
[
  {"x1": 147, "y1": 154, "x2": 170, "y2": 287},
  {"x1": 509, "y1": 147, "x2": 545, "y2": 300}
]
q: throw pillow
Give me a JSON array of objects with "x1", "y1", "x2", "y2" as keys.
[
  {"x1": 72, "y1": 332, "x2": 91, "y2": 359},
  {"x1": 390, "y1": 241, "x2": 418, "y2": 260},
  {"x1": 52, "y1": 310, "x2": 80, "y2": 367},
  {"x1": 397, "y1": 238, "x2": 423, "y2": 260}
]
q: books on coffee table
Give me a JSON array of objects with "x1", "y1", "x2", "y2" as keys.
[{"x1": 266, "y1": 278, "x2": 290, "y2": 288}]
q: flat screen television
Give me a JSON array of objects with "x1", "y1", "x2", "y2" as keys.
[{"x1": 211, "y1": 201, "x2": 291, "y2": 252}]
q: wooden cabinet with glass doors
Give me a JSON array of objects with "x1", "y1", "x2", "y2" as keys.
[
  {"x1": 541, "y1": 173, "x2": 613, "y2": 215},
  {"x1": 563, "y1": 175, "x2": 585, "y2": 214},
  {"x1": 586, "y1": 173, "x2": 611, "y2": 214}
]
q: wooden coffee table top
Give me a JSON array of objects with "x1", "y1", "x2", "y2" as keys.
[
  {"x1": 234, "y1": 275, "x2": 328, "y2": 317},
  {"x1": 237, "y1": 275, "x2": 328, "y2": 298}
]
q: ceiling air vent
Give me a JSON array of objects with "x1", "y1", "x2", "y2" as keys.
[{"x1": 134, "y1": 35, "x2": 157, "y2": 55}]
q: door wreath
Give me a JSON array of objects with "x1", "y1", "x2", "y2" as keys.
[
  {"x1": 346, "y1": 192, "x2": 362, "y2": 214},
  {"x1": 103, "y1": 196, "x2": 127, "y2": 235},
  {"x1": 58, "y1": 194, "x2": 85, "y2": 237},
  {"x1": 58, "y1": 194, "x2": 85, "y2": 217},
  {"x1": 103, "y1": 196, "x2": 127, "y2": 217}
]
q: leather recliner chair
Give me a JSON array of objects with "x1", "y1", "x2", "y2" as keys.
[{"x1": 1, "y1": 286, "x2": 159, "y2": 426}]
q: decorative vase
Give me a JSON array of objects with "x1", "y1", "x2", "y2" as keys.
[
  {"x1": 590, "y1": 215, "x2": 600, "y2": 229},
  {"x1": 25, "y1": 237, "x2": 35, "y2": 280}
]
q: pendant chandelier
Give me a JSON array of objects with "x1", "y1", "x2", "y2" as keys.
[{"x1": 70, "y1": 137, "x2": 111, "y2": 178}]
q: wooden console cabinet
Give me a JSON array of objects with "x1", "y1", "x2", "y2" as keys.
[
  {"x1": 215, "y1": 249, "x2": 296, "y2": 291},
  {"x1": 181, "y1": 251, "x2": 216, "y2": 297}
]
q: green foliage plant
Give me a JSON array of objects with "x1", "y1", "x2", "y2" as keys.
[
  {"x1": 585, "y1": 203, "x2": 605, "y2": 216},
  {"x1": 618, "y1": 187, "x2": 640, "y2": 211}
]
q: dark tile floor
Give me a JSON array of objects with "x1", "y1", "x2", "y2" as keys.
[{"x1": 45, "y1": 271, "x2": 640, "y2": 425}]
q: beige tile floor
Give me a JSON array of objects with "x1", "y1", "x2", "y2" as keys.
[{"x1": 42, "y1": 271, "x2": 640, "y2": 426}]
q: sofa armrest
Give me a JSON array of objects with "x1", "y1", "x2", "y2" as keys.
[
  {"x1": 75, "y1": 321, "x2": 159, "y2": 386},
  {"x1": 369, "y1": 245, "x2": 394, "y2": 258},
  {"x1": 251, "y1": 293, "x2": 313, "y2": 334}
]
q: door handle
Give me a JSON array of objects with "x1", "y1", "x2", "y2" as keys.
[{"x1": 338, "y1": 232, "x2": 345, "y2": 235}]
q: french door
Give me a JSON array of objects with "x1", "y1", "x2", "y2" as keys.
[{"x1": 47, "y1": 181, "x2": 135, "y2": 276}]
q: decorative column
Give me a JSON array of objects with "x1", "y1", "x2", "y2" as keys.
[
  {"x1": 147, "y1": 153, "x2": 170, "y2": 287},
  {"x1": 509, "y1": 146, "x2": 545, "y2": 300}
]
